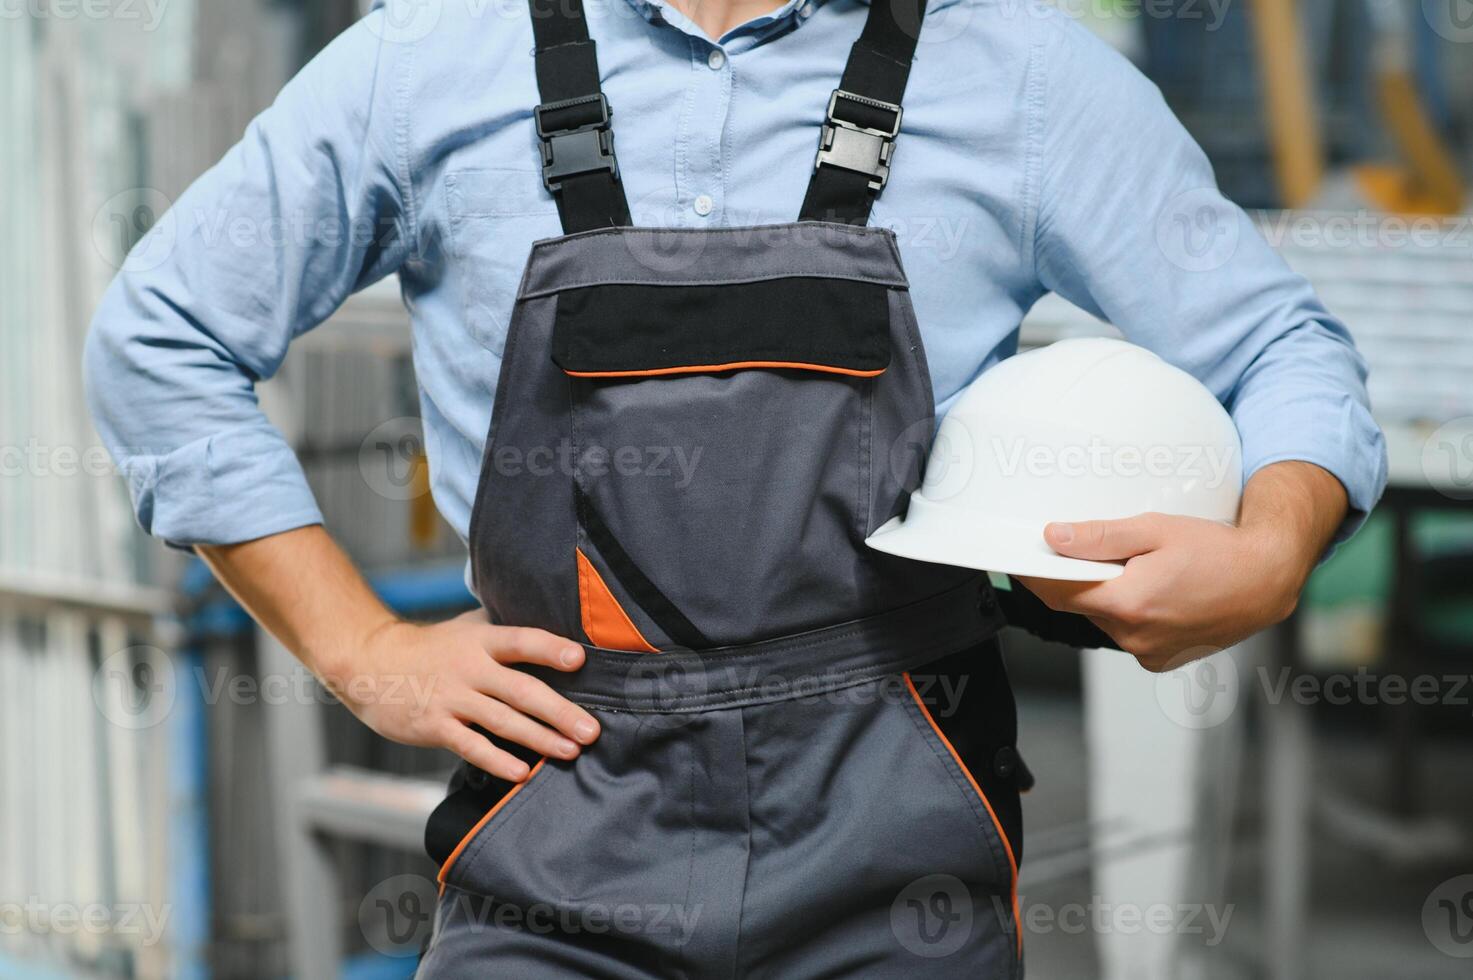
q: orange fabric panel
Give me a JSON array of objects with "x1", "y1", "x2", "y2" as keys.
[
  {"x1": 576, "y1": 549, "x2": 659, "y2": 653},
  {"x1": 563, "y1": 360, "x2": 886, "y2": 380},
  {"x1": 904, "y1": 672, "x2": 1023, "y2": 960},
  {"x1": 437, "y1": 757, "x2": 546, "y2": 893}
]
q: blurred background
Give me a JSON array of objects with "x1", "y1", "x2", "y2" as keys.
[{"x1": 3, "y1": 0, "x2": 1473, "y2": 977}]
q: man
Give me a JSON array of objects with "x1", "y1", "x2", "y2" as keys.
[{"x1": 85, "y1": 0, "x2": 1385, "y2": 974}]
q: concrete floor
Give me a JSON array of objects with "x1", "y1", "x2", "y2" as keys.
[{"x1": 1014, "y1": 691, "x2": 1472, "y2": 980}]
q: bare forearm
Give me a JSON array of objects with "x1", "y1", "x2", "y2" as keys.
[
  {"x1": 197, "y1": 524, "x2": 396, "y2": 678},
  {"x1": 197, "y1": 524, "x2": 599, "y2": 777},
  {"x1": 1237, "y1": 460, "x2": 1349, "y2": 611}
]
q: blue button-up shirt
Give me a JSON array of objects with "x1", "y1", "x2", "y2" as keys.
[{"x1": 84, "y1": 0, "x2": 1387, "y2": 554}]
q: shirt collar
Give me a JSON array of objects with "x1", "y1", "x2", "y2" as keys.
[
  {"x1": 621, "y1": 0, "x2": 819, "y2": 38},
  {"x1": 619, "y1": 0, "x2": 962, "y2": 44}
]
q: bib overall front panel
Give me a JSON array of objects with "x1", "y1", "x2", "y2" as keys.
[
  {"x1": 420, "y1": 0, "x2": 1029, "y2": 974},
  {"x1": 469, "y1": 223, "x2": 969, "y2": 649}
]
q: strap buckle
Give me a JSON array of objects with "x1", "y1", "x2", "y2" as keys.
[
  {"x1": 813, "y1": 89, "x2": 903, "y2": 193},
  {"x1": 535, "y1": 93, "x2": 619, "y2": 194}
]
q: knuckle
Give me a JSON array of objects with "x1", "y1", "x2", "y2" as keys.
[
  {"x1": 1085, "y1": 522, "x2": 1108, "y2": 549},
  {"x1": 443, "y1": 724, "x2": 473, "y2": 754},
  {"x1": 1111, "y1": 600, "x2": 1142, "y2": 627},
  {"x1": 1112, "y1": 594, "x2": 1156, "y2": 628},
  {"x1": 513, "y1": 626, "x2": 556, "y2": 653},
  {"x1": 478, "y1": 698, "x2": 511, "y2": 730},
  {"x1": 501, "y1": 672, "x2": 539, "y2": 705}
]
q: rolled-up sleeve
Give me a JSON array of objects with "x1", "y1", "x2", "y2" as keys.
[
  {"x1": 1028, "y1": 10, "x2": 1387, "y2": 549},
  {"x1": 84, "y1": 7, "x2": 412, "y2": 547}
]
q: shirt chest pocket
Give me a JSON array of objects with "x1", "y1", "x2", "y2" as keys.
[{"x1": 445, "y1": 168, "x2": 562, "y2": 356}]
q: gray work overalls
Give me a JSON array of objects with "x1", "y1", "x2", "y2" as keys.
[{"x1": 415, "y1": 0, "x2": 1095, "y2": 974}]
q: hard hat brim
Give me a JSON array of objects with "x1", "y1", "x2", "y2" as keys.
[{"x1": 865, "y1": 512, "x2": 1126, "y2": 582}]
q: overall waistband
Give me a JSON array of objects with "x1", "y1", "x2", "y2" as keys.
[{"x1": 524, "y1": 577, "x2": 1004, "y2": 713}]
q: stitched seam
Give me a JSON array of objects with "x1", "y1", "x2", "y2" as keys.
[
  {"x1": 731, "y1": 706, "x2": 754, "y2": 979},
  {"x1": 454, "y1": 208, "x2": 553, "y2": 218},
  {"x1": 529, "y1": 221, "x2": 891, "y2": 253},
  {"x1": 565, "y1": 634, "x2": 991, "y2": 711},
  {"x1": 454, "y1": 761, "x2": 556, "y2": 875},
  {"x1": 576, "y1": 670, "x2": 898, "y2": 713},
  {"x1": 681, "y1": 738, "x2": 699, "y2": 970},
  {"x1": 576, "y1": 547, "x2": 592, "y2": 640},
  {"x1": 582, "y1": 595, "x2": 960, "y2": 664},
  {"x1": 900, "y1": 688, "x2": 1013, "y2": 889},
  {"x1": 393, "y1": 30, "x2": 420, "y2": 262},
  {"x1": 858, "y1": 370, "x2": 873, "y2": 539},
  {"x1": 1022, "y1": 5, "x2": 1046, "y2": 276},
  {"x1": 521, "y1": 270, "x2": 909, "y2": 299},
  {"x1": 565, "y1": 347, "x2": 886, "y2": 359}
]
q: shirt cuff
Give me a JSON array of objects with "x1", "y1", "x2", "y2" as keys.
[
  {"x1": 1237, "y1": 396, "x2": 1388, "y2": 560},
  {"x1": 121, "y1": 424, "x2": 324, "y2": 550}
]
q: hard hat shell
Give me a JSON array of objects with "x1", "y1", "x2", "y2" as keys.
[{"x1": 866, "y1": 338, "x2": 1243, "y2": 581}]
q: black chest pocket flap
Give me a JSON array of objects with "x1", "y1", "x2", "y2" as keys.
[{"x1": 551, "y1": 277, "x2": 892, "y2": 379}]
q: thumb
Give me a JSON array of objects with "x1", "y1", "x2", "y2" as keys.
[{"x1": 1044, "y1": 514, "x2": 1165, "y2": 561}]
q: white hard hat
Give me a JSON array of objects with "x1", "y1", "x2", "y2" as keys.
[{"x1": 866, "y1": 338, "x2": 1243, "y2": 581}]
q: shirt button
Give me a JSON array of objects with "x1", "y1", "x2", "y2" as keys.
[
  {"x1": 707, "y1": 48, "x2": 726, "y2": 70},
  {"x1": 693, "y1": 194, "x2": 714, "y2": 216}
]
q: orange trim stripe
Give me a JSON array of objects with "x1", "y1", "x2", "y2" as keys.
[
  {"x1": 437, "y1": 758, "x2": 546, "y2": 892},
  {"x1": 904, "y1": 672, "x2": 1024, "y2": 960},
  {"x1": 563, "y1": 360, "x2": 886, "y2": 380},
  {"x1": 576, "y1": 549, "x2": 659, "y2": 653}
]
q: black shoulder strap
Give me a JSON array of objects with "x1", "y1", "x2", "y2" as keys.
[
  {"x1": 528, "y1": 0, "x2": 631, "y2": 233},
  {"x1": 799, "y1": 0, "x2": 929, "y2": 225}
]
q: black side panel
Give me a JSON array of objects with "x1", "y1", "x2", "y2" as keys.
[
  {"x1": 996, "y1": 578, "x2": 1121, "y2": 651},
  {"x1": 909, "y1": 636, "x2": 1028, "y2": 865},
  {"x1": 574, "y1": 484, "x2": 709, "y2": 649},
  {"x1": 424, "y1": 733, "x2": 543, "y2": 868},
  {"x1": 552, "y1": 278, "x2": 892, "y2": 376}
]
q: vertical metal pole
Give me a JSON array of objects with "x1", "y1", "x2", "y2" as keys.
[
  {"x1": 257, "y1": 628, "x2": 342, "y2": 980},
  {"x1": 1264, "y1": 617, "x2": 1309, "y2": 980},
  {"x1": 168, "y1": 645, "x2": 212, "y2": 980}
]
